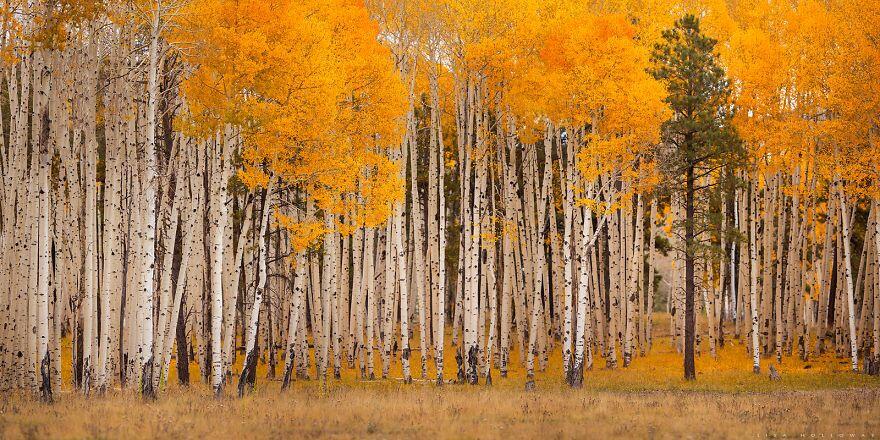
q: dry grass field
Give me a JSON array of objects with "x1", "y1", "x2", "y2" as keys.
[
  {"x1": 3, "y1": 385, "x2": 878, "y2": 439},
  {"x1": 2, "y1": 313, "x2": 879, "y2": 439}
]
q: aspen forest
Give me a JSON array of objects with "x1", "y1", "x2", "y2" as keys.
[{"x1": 1, "y1": 0, "x2": 880, "y2": 438}]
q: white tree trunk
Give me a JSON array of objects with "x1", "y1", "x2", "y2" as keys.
[
  {"x1": 239, "y1": 180, "x2": 274, "y2": 394},
  {"x1": 836, "y1": 179, "x2": 859, "y2": 371}
]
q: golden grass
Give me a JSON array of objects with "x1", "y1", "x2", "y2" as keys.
[
  {"x1": 2, "y1": 384, "x2": 878, "y2": 439},
  {"x1": 2, "y1": 313, "x2": 879, "y2": 439}
]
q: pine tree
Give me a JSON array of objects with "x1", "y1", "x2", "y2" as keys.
[{"x1": 649, "y1": 14, "x2": 743, "y2": 381}]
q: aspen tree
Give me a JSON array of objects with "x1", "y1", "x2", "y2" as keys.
[
  {"x1": 153, "y1": 150, "x2": 182, "y2": 388},
  {"x1": 135, "y1": 0, "x2": 165, "y2": 398},
  {"x1": 4, "y1": 0, "x2": 880, "y2": 400},
  {"x1": 749, "y1": 179, "x2": 761, "y2": 373},
  {"x1": 426, "y1": 65, "x2": 445, "y2": 384},
  {"x1": 34, "y1": 49, "x2": 53, "y2": 402},
  {"x1": 321, "y1": 212, "x2": 340, "y2": 381},
  {"x1": 208, "y1": 136, "x2": 228, "y2": 396},
  {"x1": 348, "y1": 221, "x2": 364, "y2": 370},
  {"x1": 239, "y1": 179, "x2": 274, "y2": 394},
  {"x1": 436, "y1": 111, "x2": 448, "y2": 386},
  {"x1": 561, "y1": 145, "x2": 575, "y2": 378},
  {"x1": 395, "y1": 179, "x2": 412, "y2": 384},
  {"x1": 408, "y1": 121, "x2": 428, "y2": 380},
  {"x1": 484, "y1": 192, "x2": 498, "y2": 384},
  {"x1": 363, "y1": 226, "x2": 377, "y2": 380},
  {"x1": 220, "y1": 193, "x2": 254, "y2": 376},
  {"x1": 646, "y1": 200, "x2": 658, "y2": 350},
  {"x1": 282, "y1": 249, "x2": 307, "y2": 390},
  {"x1": 624, "y1": 195, "x2": 644, "y2": 366},
  {"x1": 159, "y1": 147, "x2": 202, "y2": 383},
  {"x1": 380, "y1": 219, "x2": 394, "y2": 379},
  {"x1": 873, "y1": 198, "x2": 880, "y2": 372},
  {"x1": 98, "y1": 35, "x2": 125, "y2": 392},
  {"x1": 836, "y1": 179, "x2": 860, "y2": 371}
]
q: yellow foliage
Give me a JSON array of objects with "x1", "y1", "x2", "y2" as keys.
[
  {"x1": 178, "y1": 0, "x2": 407, "y2": 245},
  {"x1": 274, "y1": 214, "x2": 326, "y2": 252},
  {"x1": 534, "y1": 7, "x2": 667, "y2": 197}
]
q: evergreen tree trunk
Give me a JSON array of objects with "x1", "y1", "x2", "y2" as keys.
[{"x1": 684, "y1": 164, "x2": 696, "y2": 381}]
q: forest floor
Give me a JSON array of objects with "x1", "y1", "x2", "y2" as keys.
[{"x1": 2, "y1": 313, "x2": 879, "y2": 439}]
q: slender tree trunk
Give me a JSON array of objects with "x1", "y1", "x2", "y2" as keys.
[
  {"x1": 836, "y1": 179, "x2": 859, "y2": 371},
  {"x1": 239, "y1": 181, "x2": 273, "y2": 395},
  {"x1": 34, "y1": 51, "x2": 53, "y2": 402},
  {"x1": 684, "y1": 164, "x2": 696, "y2": 380},
  {"x1": 208, "y1": 137, "x2": 227, "y2": 397},
  {"x1": 749, "y1": 178, "x2": 761, "y2": 373}
]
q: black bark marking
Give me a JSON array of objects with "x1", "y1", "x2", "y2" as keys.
[
  {"x1": 141, "y1": 356, "x2": 156, "y2": 400},
  {"x1": 39, "y1": 351, "x2": 53, "y2": 403}
]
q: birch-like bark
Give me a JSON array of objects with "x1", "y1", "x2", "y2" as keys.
[
  {"x1": 395, "y1": 175, "x2": 412, "y2": 383},
  {"x1": 647, "y1": 199, "x2": 657, "y2": 351},
  {"x1": 282, "y1": 250, "x2": 307, "y2": 389},
  {"x1": 81, "y1": 42, "x2": 99, "y2": 395},
  {"x1": 408, "y1": 126, "x2": 428, "y2": 380},
  {"x1": 561, "y1": 147, "x2": 574, "y2": 378},
  {"x1": 239, "y1": 180, "x2": 274, "y2": 394},
  {"x1": 221, "y1": 193, "x2": 253, "y2": 374},
  {"x1": 160, "y1": 147, "x2": 202, "y2": 383},
  {"x1": 153, "y1": 150, "x2": 181, "y2": 388},
  {"x1": 34, "y1": 50, "x2": 53, "y2": 402},
  {"x1": 208, "y1": 135, "x2": 227, "y2": 396},
  {"x1": 872, "y1": 199, "x2": 880, "y2": 371},
  {"x1": 363, "y1": 226, "x2": 376, "y2": 379},
  {"x1": 749, "y1": 179, "x2": 760, "y2": 373},
  {"x1": 624, "y1": 194, "x2": 644, "y2": 366},
  {"x1": 836, "y1": 179, "x2": 859, "y2": 371}
]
